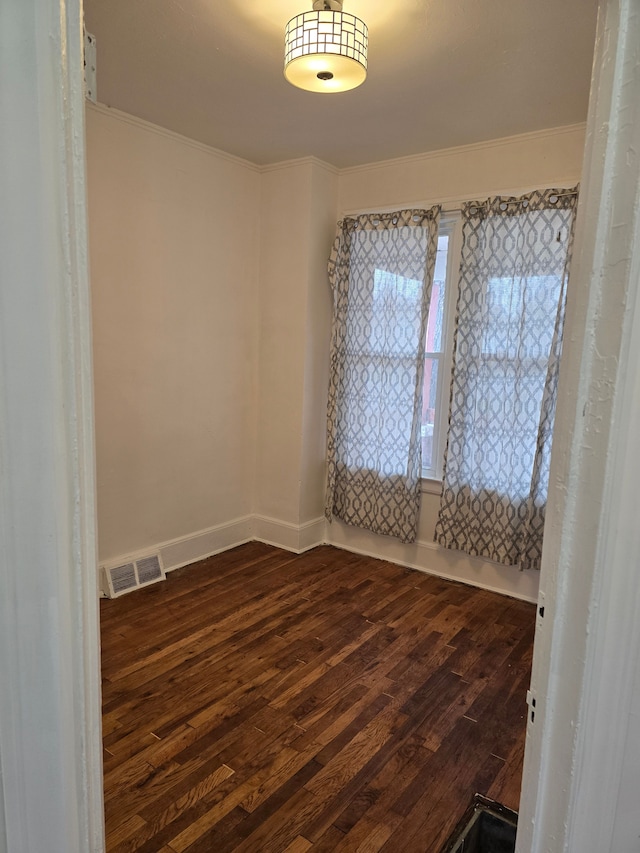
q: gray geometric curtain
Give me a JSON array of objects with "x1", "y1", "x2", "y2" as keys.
[
  {"x1": 325, "y1": 207, "x2": 441, "y2": 543},
  {"x1": 434, "y1": 188, "x2": 578, "y2": 570}
]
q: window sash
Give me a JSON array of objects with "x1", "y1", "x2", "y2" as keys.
[{"x1": 421, "y1": 214, "x2": 461, "y2": 481}]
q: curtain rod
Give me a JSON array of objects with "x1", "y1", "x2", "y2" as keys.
[
  {"x1": 468, "y1": 189, "x2": 578, "y2": 212},
  {"x1": 342, "y1": 187, "x2": 579, "y2": 219}
]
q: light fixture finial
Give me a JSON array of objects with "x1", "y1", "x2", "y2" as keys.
[
  {"x1": 284, "y1": 0, "x2": 368, "y2": 93},
  {"x1": 312, "y1": 0, "x2": 343, "y2": 9}
]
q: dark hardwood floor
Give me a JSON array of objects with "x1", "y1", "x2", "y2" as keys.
[{"x1": 101, "y1": 542, "x2": 535, "y2": 853}]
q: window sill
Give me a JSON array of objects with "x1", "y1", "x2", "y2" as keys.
[{"x1": 421, "y1": 477, "x2": 443, "y2": 496}]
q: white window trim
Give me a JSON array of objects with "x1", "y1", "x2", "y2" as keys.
[
  {"x1": 421, "y1": 212, "x2": 463, "y2": 481},
  {"x1": 421, "y1": 477, "x2": 443, "y2": 496}
]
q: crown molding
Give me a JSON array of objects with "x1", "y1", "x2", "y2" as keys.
[
  {"x1": 259, "y1": 155, "x2": 340, "y2": 175},
  {"x1": 86, "y1": 102, "x2": 261, "y2": 172},
  {"x1": 339, "y1": 123, "x2": 587, "y2": 176},
  {"x1": 88, "y1": 103, "x2": 583, "y2": 180}
]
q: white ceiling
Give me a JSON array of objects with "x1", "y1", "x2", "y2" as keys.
[{"x1": 83, "y1": 0, "x2": 598, "y2": 169}]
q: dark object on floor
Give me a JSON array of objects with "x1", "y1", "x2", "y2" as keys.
[{"x1": 439, "y1": 794, "x2": 518, "y2": 852}]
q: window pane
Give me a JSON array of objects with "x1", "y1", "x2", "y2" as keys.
[
  {"x1": 421, "y1": 356, "x2": 439, "y2": 471},
  {"x1": 340, "y1": 225, "x2": 433, "y2": 477},
  {"x1": 482, "y1": 275, "x2": 562, "y2": 359},
  {"x1": 426, "y1": 234, "x2": 449, "y2": 353},
  {"x1": 372, "y1": 268, "x2": 423, "y2": 355}
]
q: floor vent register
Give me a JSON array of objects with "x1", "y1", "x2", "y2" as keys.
[{"x1": 439, "y1": 794, "x2": 518, "y2": 853}]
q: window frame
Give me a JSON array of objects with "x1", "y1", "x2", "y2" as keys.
[{"x1": 421, "y1": 212, "x2": 463, "y2": 488}]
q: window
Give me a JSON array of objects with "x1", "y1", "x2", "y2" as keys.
[
  {"x1": 325, "y1": 206, "x2": 442, "y2": 543},
  {"x1": 473, "y1": 274, "x2": 564, "y2": 499},
  {"x1": 421, "y1": 215, "x2": 461, "y2": 482},
  {"x1": 433, "y1": 190, "x2": 578, "y2": 570},
  {"x1": 336, "y1": 221, "x2": 434, "y2": 478},
  {"x1": 362, "y1": 268, "x2": 424, "y2": 476}
]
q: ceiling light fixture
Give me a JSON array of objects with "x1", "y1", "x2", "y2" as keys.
[{"x1": 284, "y1": 0, "x2": 368, "y2": 93}]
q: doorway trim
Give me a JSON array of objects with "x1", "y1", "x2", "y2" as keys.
[
  {"x1": 0, "y1": 1, "x2": 103, "y2": 850},
  {"x1": 516, "y1": 1, "x2": 640, "y2": 850},
  {"x1": 2, "y1": 1, "x2": 640, "y2": 852}
]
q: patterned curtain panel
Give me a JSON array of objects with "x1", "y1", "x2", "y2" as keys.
[
  {"x1": 325, "y1": 207, "x2": 441, "y2": 543},
  {"x1": 435, "y1": 188, "x2": 578, "y2": 570}
]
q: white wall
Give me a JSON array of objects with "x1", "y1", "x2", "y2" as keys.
[
  {"x1": 254, "y1": 159, "x2": 338, "y2": 544},
  {"x1": 254, "y1": 162, "x2": 312, "y2": 525},
  {"x1": 299, "y1": 164, "x2": 340, "y2": 523},
  {"x1": 339, "y1": 124, "x2": 585, "y2": 213},
  {"x1": 328, "y1": 123, "x2": 586, "y2": 601},
  {"x1": 87, "y1": 105, "x2": 261, "y2": 564},
  {"x1": 86, "y1": 110, "x2": 338, "y2": 566},
  {"x1": 87, "y1": 110, "x2": 585, "y2": 601}
]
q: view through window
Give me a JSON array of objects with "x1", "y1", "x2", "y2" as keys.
[
  {"x1": 421, "y1": 229, "x2": 455, "y2": 479},
  {"x1": 366, "y1": 219, "x2": 458, "y2": 483}
]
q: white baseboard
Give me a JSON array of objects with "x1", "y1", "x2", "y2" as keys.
[
  {"x1": 99, "y1": 516, "x2": 253, "y2": 586},
  {"x1": 252, "y1": 514, "x2": 327, "y2": 553},
  {"x1": 100, "y1": 514, "x2": 538, "y2": 602},
  {"x1": 100, "y1": 514, "x2": 326, "y2": 586},
  {"x1": 326, "y1": 519, "x2": 539, "y2": 602},
  {"x1": 160, "y1": 515, "x2": 254, "y2": 571}
]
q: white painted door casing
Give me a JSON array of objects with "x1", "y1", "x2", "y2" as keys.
[{"x1": 0, "y1": 1, "x2": 104, "y2": 851}]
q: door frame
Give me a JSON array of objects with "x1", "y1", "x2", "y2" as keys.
[
  {"x1": 517, "y1": 1, "x2": 640, "y2": 850},
  {"x1": 0, "y1": 1, "x2": 103, "y2": 850},
  {"x1": 1, "y1": 1, "x2": 639, "y2": 852}
]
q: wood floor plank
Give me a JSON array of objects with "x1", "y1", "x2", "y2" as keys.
[
  {"x1": 283, "y1": 837, "x2": 314, "y2": 853},
  {"x1": 232, "y1": 787, "x2": 324, "y2": 853},
  {"x1": 487, "y1": 735, "x2": 526, "y2": 811},
  {"x1": 209, "y1": 760, "x2": 325, "y2": 853},
  {"x1": 304, "y1": 701, "x2": 407, "y2": 800},
  {"x1": 338, "y1": 815, "x2": 400, "y2": 853},
  {"x1": 108, "y1": 764, "x2": 236, "y2": 853},
  {"x1": 309, "y1": 826, "x2": 347, "y2": 850},
  {"x1": 102, "y1": 543, "x2": 535, "y2": 853}
]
